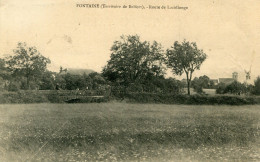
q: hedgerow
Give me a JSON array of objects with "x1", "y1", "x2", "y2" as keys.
[{"x1": 117, "y1": 92, "x2": 260, "y2": 105}]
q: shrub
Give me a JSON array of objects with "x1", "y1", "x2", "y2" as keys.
[
  {"x1": 216, "y1": 81, "x2": 249, "y2": 95},
  {"x1": 0, "y1": 90, "x2": 110, "y2": 104},
  {"x1": 120, "y1": 92, "x2": 258, "y2": 105},
  {"x1": 191, "y1": 76, "x2": 208, "y2": 94},
  {"x1": 216, "y1": 83, "x2": 226, "y2": 94},
  {"x1": 0, "y1": 91, "x2": 49, "y2": 103},
  {"x1": 193, "y1": 84, "x2": 203, "y2": 94},
  {"x1": 8, "y1": 81, "x2": 20, "y2": 92},
  {"x1": 224, "y1": 81, "x2": 246, "y2": 95},
  {"x1": 65, "y1": 96, "x2": 109, "y2": 103},
  {"x1": 45, "y1": 91, "x2": 64, "y2": 103}
]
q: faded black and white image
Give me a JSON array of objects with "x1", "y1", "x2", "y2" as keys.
[{"x1": 0, "y1": 0, "x2": 260, "y2": 161}]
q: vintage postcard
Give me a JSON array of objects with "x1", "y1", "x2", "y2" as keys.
[{"x1": 0, "y1": 0, "x2": 260, "y2": 161}]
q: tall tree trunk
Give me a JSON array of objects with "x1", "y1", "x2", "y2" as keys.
[
  {"x1": 186, "y1": 73, "x2": 190, "y2": 95},
  {"x1": 26, "y1": 67, "x2": 30, "y2": 90},
  {"x1": 187, "y1": 80, "x2": 190, "y2": 95}
]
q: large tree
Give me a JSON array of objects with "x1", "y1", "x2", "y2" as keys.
[
  {"x1": 6, "y1": 42, "x2": 51, "y2": 89},
  {"x1": 166, "y1": 40, "x2": 207, "y2": 95},
  {"x1": 102, "y1": 35, "x2": 165, "y2": 86},
  {"x1": 0, "y1": 58, "x2": 11, "y2": 80},
  {"x1": 191, "y1": 75, "x2": 210, "y2": 94},
  {"x1": 252, "y1": 76, "x2": 260, "y2": 95}
]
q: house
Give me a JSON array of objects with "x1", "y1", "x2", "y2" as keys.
[{"x1": 218, "y1": 78, "x2": 235, "y2": 85}]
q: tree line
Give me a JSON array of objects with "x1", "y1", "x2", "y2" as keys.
[{"x1": 0, "y1": 35, "x2": 259, "y2": 95}]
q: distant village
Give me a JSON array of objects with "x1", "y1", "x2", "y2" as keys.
[{"x1": 182, "y1": 72, "x2": 249, "y2": 86}]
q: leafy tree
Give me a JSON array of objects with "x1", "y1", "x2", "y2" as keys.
[
  {"x1": 224, "y1": 81, "x2": 246, "y2": 95},
  {"x1": 6, "y1": 42, "x2": 51, "y2": 89},
  {"x1": 191, "y1": 75, "x2": 210, "y2": 94},
  {"x1": 0, "y1": 58, "x2": 11, "y2": 80},
  {"x1": 64, "y1": 73, "x2": 78, "y2": 90},
  {"x1": 165, "y1": 40, "x2": 207, "y2": 95},
  {"x1": 88, "y1": 72, "x2": 106, "y2": 89},
  {"x1": 198, "y1": 75, "x2": 210, "y2": 88},
  {"x1": 54, "y1": 74, "x2": 66, "y2": 90},
  {"x1": 102, "y1": 35, "x2": 165, "y2": 86},
  {"x1": 83, "y1": 73, "x2": 93, "y2": 90},
  {"x1": 39, "y1": 71, "x2": 55, "y2": 90},
  {"x1": 155, "y1": 77, "x2": 183, "y2": 94},
  {"x1": 191, "y1": 77, "x2": 204, "y2": 94},
  {"x1": 75, "y1": 75, "x2": 86, "y2": 90},
  {"x1": 216, "y1": 81, "x2": 247, "y2": 95},
  {"x1": 0, "y1": 58, "x2": 11, "y2": 90},
  {"x1": 252, "y1": 76, "x2": 260, "y2": 95}
]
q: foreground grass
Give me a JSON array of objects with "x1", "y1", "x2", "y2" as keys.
[{"x1": 0, "y1": 103, "x2": 260, "y2": 161}]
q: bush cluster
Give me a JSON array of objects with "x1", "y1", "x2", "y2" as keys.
[
  {"x1": 0, "y1": 90, "x2": 109, "y2": 104},
  {"x1": 1, "y1": 89, "x2": 260, "y2": 105},
  {"x1": 0, "y1": 91, "x2": 49, "y2": 103},
  {"x1": 216, "y1": 81, "x2": 251, "y2": 95},
  {"x1": 117, "y1": 92, "x2": 259, "y2": 105}
]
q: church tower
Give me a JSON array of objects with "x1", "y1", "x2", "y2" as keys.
[{"x1": 232, "y1": 72, "x2": 238, "y2": 81}]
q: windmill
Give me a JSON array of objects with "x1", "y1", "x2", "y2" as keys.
[
  {"x1": 244, "y1": 65, "x2": 252, "y2": 85},
  {"x1": 244, "y1": 50, "x2": 255, "y2": 85},
  {"x1": 227, "y1": 50, "x2": 255, "y2": 84}
]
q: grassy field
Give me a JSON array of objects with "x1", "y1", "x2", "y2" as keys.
[{"x1": 0, "y1": 103, "x2": 260, "y2": 161}]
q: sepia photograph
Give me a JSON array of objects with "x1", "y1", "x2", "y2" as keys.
[{"x1": 0, "y1": 0, "x2": 260, "y2": 161}]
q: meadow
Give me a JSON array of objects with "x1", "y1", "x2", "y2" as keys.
[{"x1": 0, "y1": 103, "x2": 260, "y2": 161}]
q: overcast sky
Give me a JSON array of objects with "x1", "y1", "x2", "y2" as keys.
[{"x1": 0, "y1": 0, "x2": 260, "y2": 83}]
